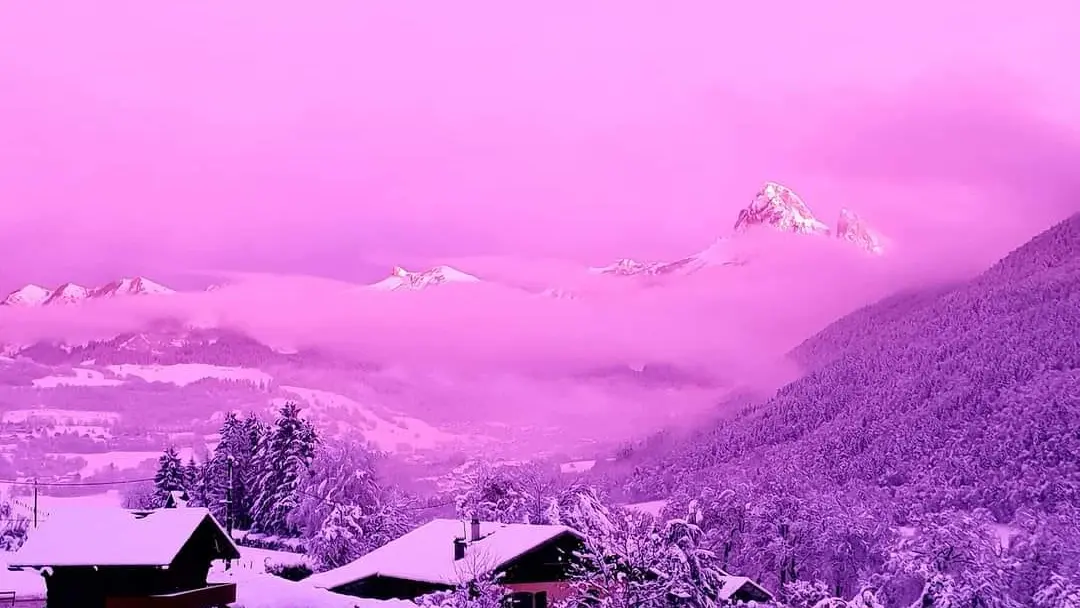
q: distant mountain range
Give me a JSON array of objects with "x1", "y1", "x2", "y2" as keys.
[
  {"x1": 2, "y1": 276, "x2": 175, "y2": 307},
  {"x1": 1, "y1": 181, "x2": 885, "y2": 306},
  {"x1": 591, "y1": 181, "x2": 882, "y2": 278}
]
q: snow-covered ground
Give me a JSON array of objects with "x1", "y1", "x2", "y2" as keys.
[
  {"x1": 31, "y1": 368, "x2": 124, "y2": 388},
  {"x1": 206, "y1": 545, "x2": 312, "y2": 575},
  {"x1": 0, "y1": 550, "x2": 408, "y2": 607},
  {"x1": 51, "y1": 449, "x2": 196, "y2": 477},
  {"x1": 0, "y1": 409, "x2": 120, "y2": 426},
  {"x1": 623, "y1": 499, "x2": 669, "y2": 517},
  {"x1": 277, "y1": 386, "x2": 459, "y2": 453},
  {"x1": 0, "y1": 558, "x2": 45, "y2": 601},
  {"x1": 560, "y1": 459, "x2": 597, "y2": 474},
  {"x1": 107, "y1": 363, "x2": 272, "y2": 387},
  {"x1": 210, "y1": 568, "x2": 415, "y2": 608},
  {"x1": 6, "y1": 490, "x2": 125, "y2": 525},
  {"x1": 27, "y1": 362, "x2": 273, "y2": 391}
]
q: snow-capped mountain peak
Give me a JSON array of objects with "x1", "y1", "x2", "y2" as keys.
[
  {"x1": 589, "y1": 258, "x2": 667, "y2": 276},
  {"x1": 2, "y1": 284, "x2": 53, "y2": 306},
  {"x1": 43, "y1": 283, "x2": 90, "y2": 306},
  {"x1": 91, "y1": 276, "x2": 176, "y2": 298},
  {"x1": 734, "y1": 181, "x2": 830, "y2": 235},
  {"x1": 590, "y1": 238, "x2": 740, "y2": 279},
  {"x1": 836, "y1": 208, "x2": 884, "y2": 255},
  {"x1": 370, "y1": 265, "x2": 481, "y2": 291},
  {"x1": 2, "y1": 276, "x2": 176, "y2": 307}
]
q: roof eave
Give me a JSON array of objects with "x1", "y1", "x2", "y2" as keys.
[
  {"x1": 9, "y1": 562, "x2": 172, "y2": 569},
  {"x1": 324, "y1": 571, "x2": 456, "y2": 591}
]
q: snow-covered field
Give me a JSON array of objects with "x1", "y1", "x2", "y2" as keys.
[
  {"x1": 0, "y1": 408, "x2": 120, "y2": 426},
  {"x1": 560, "y1": 459, "x2": 597, "y2": 474},
  {"x1": 28, "y1": 362, "x2": 272, "y2": 389},
  {"x1": 277, "y1": 386, "x2": 460, "y2": 453},
  {"x1": 31, "y1": 368, "x2": 123, "y2": 388},
  {"x1": 6, "y1": 490, "x2": 125, "y2": 525},
  {"x1": 107, "y1": 363, "x2": 272, "y2": 387},
  {"x1": 51, "y1": 449, "x2": 197, "y2": 477}
]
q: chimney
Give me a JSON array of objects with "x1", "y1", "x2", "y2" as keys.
[
  {"x1": 453, "y1": 537, "x2": 466, "y2": 561},
  {"x1": 470, "y1": 516, "x2": 482, "y2": 542}
]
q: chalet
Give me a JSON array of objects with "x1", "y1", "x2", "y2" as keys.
[
  {"x1": 9, "y1": 507, "x2": 240, "y2": 608},
  {"x1": 306, "y1": 517, "x2": 585, "y2": 607},
  {"x1": 714, "y1": 575, "x2": 774, "y2": 603}
]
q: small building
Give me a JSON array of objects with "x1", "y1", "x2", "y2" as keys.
[
  {"x1": 305, "y1": 518, "x2": 585, "y2": 608},
  {"x1": 713, "y1": 574, "x2": 774, "y2": 604},
  {"x1": 163, "y1": 490, "x2": 188, "y2": 509},
  {"x1": 9, "y1": 507, "x2": 240, "y2": 608}
]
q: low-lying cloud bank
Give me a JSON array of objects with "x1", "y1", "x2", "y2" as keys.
[{"x1": 0, "y1": 224, "x2": 990, "y2": 381}]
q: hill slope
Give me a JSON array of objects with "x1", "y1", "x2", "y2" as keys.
[
  {"x1": 604, "y1": 213, "x2": 1080, "y2": 603},
  {"x1": 627, "y1": 212, "x2": 1080, "y2": 516}
]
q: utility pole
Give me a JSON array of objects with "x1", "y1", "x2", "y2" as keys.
[
  {"x1": 225, "y1": 455, "x2": 234, "y2": 571},
  {"x1": 226, "y1": 455, "x2": 235, "y2": 535},
  {"x1": 32, "y1": 478, "x2": 38, "y2": 529}
]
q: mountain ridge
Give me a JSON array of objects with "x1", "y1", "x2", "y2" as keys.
[
  {"x1": 593, "y1": 181, "x2": 883, "y2": 278},
  {"x1": 617, "y1": 211, "x2": 1080, "y2": 522},
  {"x1": 2, "y1": 181, "x2": 884, "y2": 298},
  {"x1": 2, "y1": 276, "x2": 175, "y2": 307}
]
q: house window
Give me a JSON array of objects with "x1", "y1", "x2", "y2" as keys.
[{"x1": 507, "y1": 591, "x2": 548, "y2": 608}]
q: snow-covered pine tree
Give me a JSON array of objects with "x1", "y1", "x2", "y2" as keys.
[
  {"x1": 250, "y1": 402, "x2": 319, "y2": 536},
  {"x1": 153, "y1": 446, "x2": 185, "y2": 506},
  {"x1": 206, "y1": 412, "x2": 243, "y2": 522},
  {"x1": 231, "y1": 413, "x2": 266, "y2": 530},
  {"x1": 289, "y1": 438, "x2": 417, "y2": 569},
  {"x1": 182, "y1": 456, "x2": 206, "y2": 507}
]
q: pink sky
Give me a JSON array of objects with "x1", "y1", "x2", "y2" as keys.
[{"x1": 1, "y1": 0, "x2": 1078, "y2": 291}]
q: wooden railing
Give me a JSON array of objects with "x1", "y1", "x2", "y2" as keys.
[{"x1": 105, "y1": 583, "x2": 237, "y2": 608}]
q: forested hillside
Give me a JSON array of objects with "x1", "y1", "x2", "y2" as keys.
[{"x1": 613, "y1": 213, "x2": 1080, "y2": 604}]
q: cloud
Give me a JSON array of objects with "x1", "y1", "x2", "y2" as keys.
[
  {"x1": 3, "y1": 1, "x2": 1079, "y2": 287},
  {"x1": 0, "y1": 231, "x2": 908, "y2": 379},
  {"x1": 1, "y1": 2, "x2": 1079, "y2": 442},
  {"x1": 776, "y1": 74, "x2": 1080, "y2": 274}
]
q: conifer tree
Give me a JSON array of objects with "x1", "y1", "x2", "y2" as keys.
[
  {"x1": 153, "y1": 446, "x2": 185, "y2": 506},
  {"x1": 206, "y1": 412, "x2": 243, "y2": 521},
  {"x1": 183, "y1": 456, "x2": 205, "y2": 507},
  {"x1": 234, "y1": 414, "x2": 266, "y2": 530},
  {"x1": 250, "y1": 402, "x2": 318, "y2": 536}
]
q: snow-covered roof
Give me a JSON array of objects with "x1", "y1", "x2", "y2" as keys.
[
  {"x1": 717, "y1": 575, "x2": 773, "y2": 601},
  {"x1": 166, "y1": 490, "x2": 189, "y2": 508},
  {"x1": 11, "y1": 507, "x2": 241, "y2": 568},
  {"x1": 306, "y1": 519, "x2": 581, "y2": 590}
]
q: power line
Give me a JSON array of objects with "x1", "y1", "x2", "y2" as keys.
[
  {"x1": 0, "y1": 477, "x2": 155, "y2": 487},
  {"x1": 292, "y1": 487, "x2": 454, "y2": 512}
]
